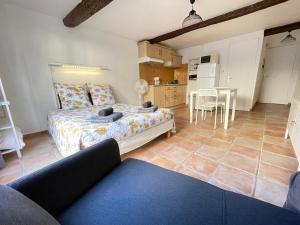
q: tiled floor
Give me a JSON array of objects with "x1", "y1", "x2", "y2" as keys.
[{"x1": 0, "y1": 103, "x2": 298, "y2": 207}]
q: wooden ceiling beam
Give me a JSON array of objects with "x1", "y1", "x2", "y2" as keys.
[
  {"x1": 148, "y1": 0, "x2": 288, "y2": 44},
  {"x1": 63, "y1": 0, "x2": 114, "y2": 27},
  {"x1": 264, "y1": 21, "x2": 300, "y2": 36}
]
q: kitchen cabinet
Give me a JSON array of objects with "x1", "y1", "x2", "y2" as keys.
[
  {"x1": 174, "y1": 64, "x2": 188, "y2": 84},
  {"x1": 138, "y1": 41, "x2": 182, "y2": 65},
  {"x1": 138, "y1": 41, "x2": 169, "y2": 61},
  {"x1": 164, "y1": 53, "x2": 182, "y2": 68},
  {"x1": 144, "y1": 85, "x2": 187, "y2": 108}
]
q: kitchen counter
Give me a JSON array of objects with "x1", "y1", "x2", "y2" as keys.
[{"x1": 145, "y1": 84, "x2": 187, "y2": 108}]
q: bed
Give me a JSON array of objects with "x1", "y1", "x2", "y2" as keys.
[
  {"x1": 48, "y1": 103, "x2": 174, "y2": 157},
  {"x1": 47, "y1": 64, "x2": 175, "y2": 157}
]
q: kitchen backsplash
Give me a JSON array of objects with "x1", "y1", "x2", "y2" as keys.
[{"x1": 139, "y1": 63, "x2": 174, "y2": 85}]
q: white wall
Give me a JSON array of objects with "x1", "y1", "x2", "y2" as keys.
[
  {"x1": 294, "y1": 60, "x2": 300, "y2": 101},
  {"x1": 0, "y1": 3, "x2": 139, "y2": 134},
  {"x1": 178, "y1": 31, "x2": 264, "y2": 111},
  {"x1": 259, "y1": 30, "x2": 300, "y2": 104}
]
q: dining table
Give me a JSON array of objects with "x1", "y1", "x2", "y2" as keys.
[{"x1": 189, "y1": 87, "x2": 238, "y2": 129}]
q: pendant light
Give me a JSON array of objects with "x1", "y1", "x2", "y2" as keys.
[
  {"x1": 182, "y1": 0, "x2": 203, "y2": 28},
  {"x1": 281, "y1": 31, "x2": 297, "y2": 44}
]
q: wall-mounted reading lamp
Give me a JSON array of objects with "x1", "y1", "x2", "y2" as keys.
[{"x1": 48, "y1": 63, "x2": 111, "y2": 75}]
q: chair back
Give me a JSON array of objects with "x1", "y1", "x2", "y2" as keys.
[
  {"x1": 197, "y1": 88, "x2": 218, "y2": 97},
  {"x1": 195, "y1": 89, "x2": 218, "y2": 109}
]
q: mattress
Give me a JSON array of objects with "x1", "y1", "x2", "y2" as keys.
[{"x1": 48, "y1": 104, "x2": 173, "y2": 157}]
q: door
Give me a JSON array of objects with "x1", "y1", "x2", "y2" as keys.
[
  {"x1": 227, "y1": 38, "x2": 259, "y2": 110},
  {"x1": 259, "y1": 45, "x2": 297, "y2": 104}
]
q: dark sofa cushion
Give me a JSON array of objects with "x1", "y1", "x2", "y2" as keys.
[
  {"x1": 9, "y1": 138, "x2": 121, "y2": 216},
  {"x1": 58, "y1": 159, "x2": 300, "y2": 225},
  {"x1": 0, "y1": 185, "x2": 60, "y2": 225},
  {"x1": 284, "y1": 171, "x2": 300, "y2": 214}
]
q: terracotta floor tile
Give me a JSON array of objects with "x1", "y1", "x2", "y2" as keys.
[
  {"x1": 195, "y1": 145, "x2": 227, "y2": 161},
  {"x1": 22, "y1": 152, "x2": 57, "y2": 174},
  {"x1": 161, "y1": 146, "x2": 191, "y2": 164},
  {"x1": 262, "y1": 143, "x2": 295, "y2": 158},
  {"x1": 261, "y1": 151, "x2": 298, "y2": 171},
  {"x1": 0, "y1": 157, "x2": 23, "y2": 177},
  {"x1": 221, "y1": 152, "x2": 258, "y2": 174},
  {"x1": 176, "y1": 166, "x2": 208, "y2": 181},
  {"x1": 0, "y1": 103, "x2": 297, "y2": 208},
  {"x1": 198, "y1": 138, "x2": 232, "y2": 150},
  {"x1": 213, "y1": 164, "x2": 255, "y2": 195},
  {"x1": 234, "y1": 137, "x2": 262, "y2": 150},
  {"x1": 191, "y1": 128, "x2": 215, "y2": 138},
  {"x1": 230, "y1": 144, "x2": 260, "y2": 160},
  {"x1": 184, "y1": 154, "x2": 218, "y2": 176},
  {"x1": 238, "y1": 131, "x2": 263, "y2": 141},
  {"x1": 265, "y1": 124, "x2": 286, "y2": 131},
  {"x1": 263, "y1": 135, "x2": 293, "y2": 149},
  {"x1": 264, "y1": 130, "x2": 286, "y2": 138},
  {"x1": 128, "y1": 148, "x2": 156, "y2": 161},
  {"x1": 208, "y1": 178, "x2": 244, "y2": 195},
  {"x1": 242, "y1": 122, "x2": 265, "y2": 129},
  {"x1": 254, "y1": 177, "x2": 289, "y2": 207},
  {"x1": 176, "y1": 139, "x2": 201, "y2": 152},
  {"x1": 0, "y1": 171, "x2": 23, "y2": 184},
  {"x1": 258, "y1": 162, "x2": 294, "y2": 185},
  {"x1": 213, "y1": 132, "x2": 236, "y2": 143},
  {"x1": 148, "y1": 141, "x2": 172, "y2": 154},
  {"x1": 151, "y1": 156, "x2": 177, "y2": 170}
]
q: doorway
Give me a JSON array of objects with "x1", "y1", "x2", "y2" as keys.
[{"x1": 259, "y1": 44, "x2": 299, "y2": 104}]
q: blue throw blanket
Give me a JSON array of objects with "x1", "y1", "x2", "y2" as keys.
[
  {"x1": 138, "y1": 106, "x2": 158, "y2": 113},
  {"x1": 89, "y1": 112, "x2": 123, "y2": 123}
]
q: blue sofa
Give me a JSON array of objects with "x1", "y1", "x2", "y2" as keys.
[{"x1": 5, "y1": 139, "x2": 300, "y2": 225}]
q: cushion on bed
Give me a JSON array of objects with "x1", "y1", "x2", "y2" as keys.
[
  {"x1": 0, "y1": 185, "x2": 60, "y2": 225},
  {"x1": 9, "y1": 138, "x2": 121, "y2": 216},
  {"x1": 54, "y1": 83, "x2": 91, "y2": 109},
  {"x1": 57, "y1": 158, "x2": 300, "y2": 225},
  {"x1": 87, "y1": 83, "x2": 115, "y2": 105}
]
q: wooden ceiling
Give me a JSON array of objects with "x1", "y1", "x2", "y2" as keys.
[
  {"x1": 63, "y1": 0, "x2": 114, "y2": 27},
  {"x1": 63, "y1": 0, "x2": 290, "y2": 43},
  {"x1": 148, "y1": 0, "x2": 288, "y2": 43},
  {"x1": 264, "y1": 21, "x2": 300, "y2": 36}
]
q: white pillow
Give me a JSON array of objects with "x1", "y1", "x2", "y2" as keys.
[
  {"x1": 54, "y1": 83, "x2": 91, "y2": 110},
  {"x1": 87, "y1": 83, "x2": 115, "y2": 106}
]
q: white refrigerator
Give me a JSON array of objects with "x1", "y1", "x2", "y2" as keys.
[{"x1": 196, "y1": 63, "x2": 220, "y2": 89}]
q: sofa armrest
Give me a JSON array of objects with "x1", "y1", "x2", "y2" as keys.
[{"x1": 9, "y1": 138, "x2": 121, "y2": 216}]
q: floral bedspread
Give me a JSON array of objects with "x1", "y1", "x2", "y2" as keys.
[{"x1": 48, "y1": 104, "x2": 173, "y2": 157}]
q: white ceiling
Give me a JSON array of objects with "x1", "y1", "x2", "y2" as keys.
[{"x1": 1, "y1": 0, "x2": 300, "y2": 49}]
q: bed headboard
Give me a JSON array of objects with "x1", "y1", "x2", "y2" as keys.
[{"x1": 49, "y1": 63, "x2": 108, "y2": 108}]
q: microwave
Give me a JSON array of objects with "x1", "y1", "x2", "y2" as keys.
[
  {"x1": 189, "y1": 74, "x2": 197, "y2": 80},
  {"x1": 200, "y1": 54, "x2": 219, "y2": 64}
]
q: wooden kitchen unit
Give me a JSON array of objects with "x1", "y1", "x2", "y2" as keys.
[
  {"x1": 139, "y1": 64, "x2": 175, "y2": 85},
  {"x1": 138, "y1": 41, "x2": 182, "y2": 68},
  {"x1": 138, "y1": 40, "x2": 187, "y2": 108},
  {"x1": 144, "y1": 85, "x2": 187, "y2": 108}
]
